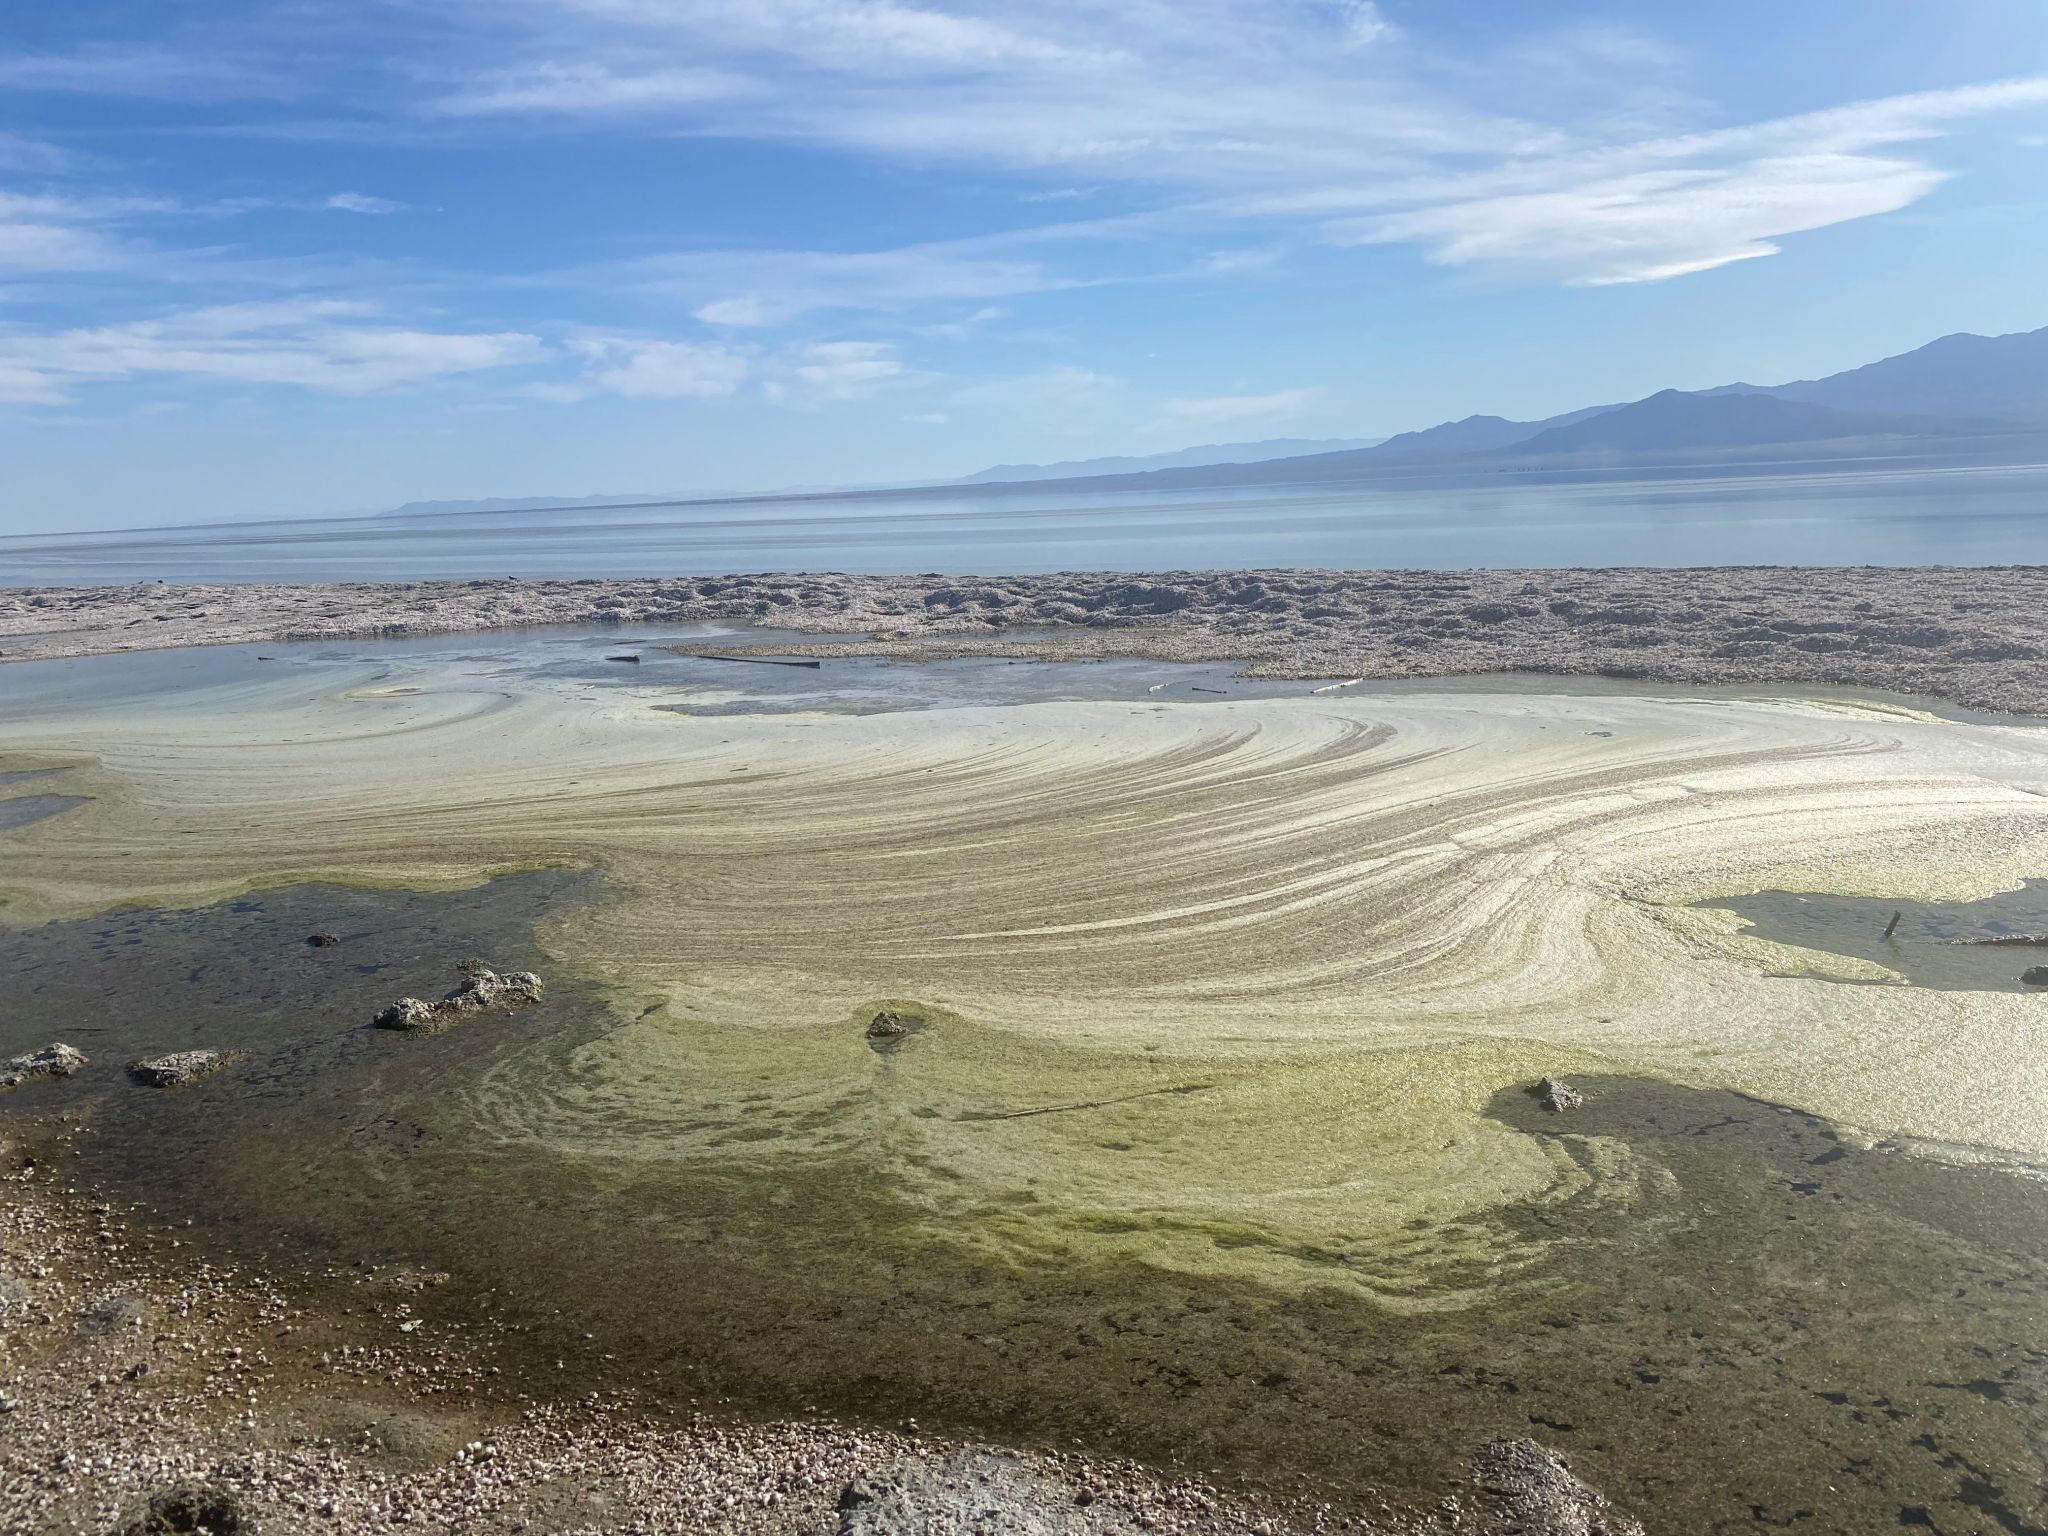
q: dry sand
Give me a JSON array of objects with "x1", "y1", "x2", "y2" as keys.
[{"x1": 3, "y1": 566, "x2": 2045, "y2": 714}]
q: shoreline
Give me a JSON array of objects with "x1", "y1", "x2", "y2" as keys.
[
  {"x1": 0, "y1": 1109, "x2": 1633, "y2": 1536},
  {"x1": 4, "y1": 565, "x2": 2046, "y2": 715}
]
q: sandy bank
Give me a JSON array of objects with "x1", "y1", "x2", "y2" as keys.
[{"x1": 3, "y1": 565, "x2": 2044, "y2": 713}]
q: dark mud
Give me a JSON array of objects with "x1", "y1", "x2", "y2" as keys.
[
  {"x1": 1706, "y1": 878, "x2": 2048, "y2": 990},
  {"x1": 2, "y1": 877, "x2": 2045, "y2": 1534}
]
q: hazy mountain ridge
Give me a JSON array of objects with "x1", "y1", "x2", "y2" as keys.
[
  {"x1": 380, "y1": 322, "x2": 2048, "y2": 516},
  {"x1": 957, "y1": 437, "x2": 1386, "y2": 483}
]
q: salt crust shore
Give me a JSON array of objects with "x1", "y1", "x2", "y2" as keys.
[
  {"x1": 3, "y1": 565, "x2": 2046, "y2": 714},
  {"x1": 0, "y1": 1118, "x2": 1627, "y2": 1536}
]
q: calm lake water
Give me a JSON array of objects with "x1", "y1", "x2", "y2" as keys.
[{"x1": 7, "y1": 458, "x2": 2048, "y2": 583}]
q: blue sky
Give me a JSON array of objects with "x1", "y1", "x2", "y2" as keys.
[{"x1": 4, "y1": 0, "x2": 2048, "y2": 531}]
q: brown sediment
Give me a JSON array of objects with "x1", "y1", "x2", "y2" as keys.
[{"x1": 4, "y1": 565, "x2": 2047, "y2": 714}]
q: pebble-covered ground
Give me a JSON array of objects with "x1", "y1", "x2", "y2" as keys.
[
  {"x1": 0, "y1": 1111, "x2": 1641, "y2": 1535},
  {"x1": 3, "y1": 566, "x2": 2044, "y2": 714}
]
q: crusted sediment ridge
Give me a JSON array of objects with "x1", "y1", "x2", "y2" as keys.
[{"x1": 4, "y1": 566, "x2": 2046, "y2": 713}]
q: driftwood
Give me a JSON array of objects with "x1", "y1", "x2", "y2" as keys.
[{"x1": 687, "y1": 654, "x2": 823, "y2": 669}]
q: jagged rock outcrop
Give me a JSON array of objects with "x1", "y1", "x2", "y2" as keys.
[
  {"x1": 1536, "y1": 1076, "x2": 1585, "y2": 1112},
  {"x1": 1, "y1": 1042, "x2": 87, "y2": 1092},
  {"x1": 373, "y1": 966, "x2": 544, "y2": 1035},
  {"x1": 129, "y1": 1050, "x2": 240, "y2": 1088}
]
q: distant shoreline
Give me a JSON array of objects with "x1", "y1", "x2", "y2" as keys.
[{"x1": 3, "y1": 565, "x2": 2045, "y2": 716}]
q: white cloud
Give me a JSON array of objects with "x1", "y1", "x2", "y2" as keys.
[
  {"x1": 421, "y1": 4, "x2": 2048, "y2": 291},
  {"x1": 602, "y1": 238, "x2": 1078, "y2": 324},
  {"x1": 435, "y1": 62, "x2": 748, "y2": 116},
  {"x1": 325, "y1": 192, "x2": 403, "y2": 215},
  {"x1": 0, "y1": 46, "x2": 286, "y2": 101},
  {"x1": 956, "y1": 364, "x2": 1118, "y2": 432},
  {"x1": 0, "y1": 301, "x2": 546, "y2": 404},
  {"x1": 694, "y1": 296, "x2": 770, "y2": 327},
  {"x1": 784, "y1": 339, "x2": 903, "y2": 400},
  {"x1": 1329, "y1": 77, "x2": 2048, "y2": 284},
  {"x1": 1158, "y1": 386, "x2": 1318, "y2": 425},
  {"x1": 569, "y1": 337, "x2": 751, "y2": 398},
  {"x1": 0, "y1": 133, "x2": 71, "y2": 174}
]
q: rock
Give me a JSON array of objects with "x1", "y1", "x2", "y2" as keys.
[
  {"x1": 374, "y1": 966, "x2": 544, "y2": 1035},
  {"x1": 1470, "y1": 1438, "x2": 1643, "y2": 1536},
  {"x1": 837, "y1": 1449, "x2": 1143, "y2": 1535},
  {"x1": 306, "y1": 932, "x2": 341, "y2": 947},
  {"x1": 373, "y1": 997, "x2": 440, "y2": 1032},
  {"x1": 2023, "y1": 965, "x2": 2048, "y2": 987},
  {"x1": 129, "y1": 1049, "x2": 240, "y2": 1088},
  {"x1": 118, "y1": 1481, "x2": 250, "y2": 1535},
  {"x1": 865, "y1": 1010, "x2": 926, "y2": 1053},
  {"x1": 79, "y1": 1291, "x2": 155, "y2": 1336},
  {"x1": 0, "y1": 1041, "x2": 87, "y2": 1092},
  {"x1": 0, "y1": 1271, "x2": 31, "y2": 1306},
  {"x1": 1536, "y1": 1076, "x2": 1584, "y2": 1112}
]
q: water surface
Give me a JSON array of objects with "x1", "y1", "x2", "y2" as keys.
[{"x1": 8, "y1": 460, "x2": 2048, "y2": 583}]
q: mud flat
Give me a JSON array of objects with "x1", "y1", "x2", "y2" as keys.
[
  {"x1": 3, "y1": 637, "x2": 2047, "y2": 1530},
  {"x1": 3, "y1": 564, "x2": 2046, "y2": 713}
]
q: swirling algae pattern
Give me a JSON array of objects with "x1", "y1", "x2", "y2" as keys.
[{"x1": 4, "y1": 659, "x2": 2047, "y2": 1296}]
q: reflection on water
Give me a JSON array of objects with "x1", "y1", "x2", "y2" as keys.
[
  {"x1": 1705, "y1": 880, "x2": 2048, "y2": 990},
  {"x1": 2, "y1": 873, "x2": 2045, "y2": 1532},
  {"x1": 9, "y1": 460, "x2": 2048, "y2": 583}
]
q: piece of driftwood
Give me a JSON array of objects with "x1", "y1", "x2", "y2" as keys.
[{"x1": 687, "y1": 654, "x2": 823, "y2": 669}]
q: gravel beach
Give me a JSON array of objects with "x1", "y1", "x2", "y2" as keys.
[
  {"x1": 3, "y1": 565, "x2": 2045, "y2": 713},
  {"x1": 0, "y1": 1111, "x2": 1649, "y2": 1535}
]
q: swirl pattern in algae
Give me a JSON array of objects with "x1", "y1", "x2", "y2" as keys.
[{"x1": 4, "y1": 649, "x2": 2048, "y2": 1527}]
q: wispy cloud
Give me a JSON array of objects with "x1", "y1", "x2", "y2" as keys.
[
  {"x1": 406, "y1": 4, "x2": 2048, "y2": 290},
  {"x1": 774, "y1": 340, "x2": 904, "y2": 402},
  {"x1": 0, "y1": 133, "x2": 72, "y2": 175},
  {"x1": 567, "y1": 336, "x2": 750, "y2": 398},
  {"x1": 1331, "y1": 76, "x2": 2048, "y2": 284},
  {"x1": 0, "y1": 301, "x2": 544, "y2": 405},
  {"x1": 1157, "y1": 386, "x2": 1318, "y2": 425},
  {"x1": 325, "y1": 191, "x2": 403, "y2": 215},
  {"x1": 599, "y1": 237, "x2": 1087, "y2": 325},
  {"x1": 0, "y1": 45, "x2": 288, "y2": 101}
]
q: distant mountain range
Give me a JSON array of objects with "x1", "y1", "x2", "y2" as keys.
[
  {"x1": 955, "y1": 437, "x2": 1385, "y2": 483},
  {"x1": 971, "y1": 322, "x2": 2048, "y2": 494},
  {"x1": 382, "y1": 322, "x2": 2048, "y2": 517}
]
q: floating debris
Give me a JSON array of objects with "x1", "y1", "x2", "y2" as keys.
[{"x1": 687, "y1": 653, "x2": 823, "y2": 669}]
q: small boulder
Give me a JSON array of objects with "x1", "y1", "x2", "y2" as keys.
[
  {"x1": 0, "y1": 1042, "x2": 87, "y2": 1092},
  {"x1": 305, "y1": 932, "x2": 341, "y2": 948},
  {"x1": 2023, "y1": 965, "x2": 2048, "y2": 988},
  {"x1": 1536, "y1": 1077, "x2": 1584, "y2": 1113},
  {"x1": 129, "y1": 1050, "x2": 240, "y2": 1088},
  {"x1": 867, "y1": 1011, "x2": 914, "y2": 1039},
  {"x1": 374, "y1": 966, "x2": 544, "y2": 1035}
]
